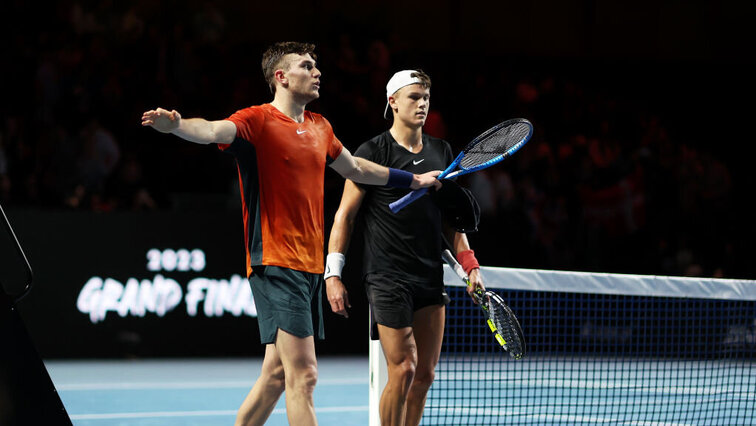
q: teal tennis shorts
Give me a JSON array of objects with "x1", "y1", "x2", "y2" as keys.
[{"x1": 248, "y1": 265, "x2": 325, "y2": 344}]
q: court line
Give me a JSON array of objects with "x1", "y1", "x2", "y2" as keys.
[
  {"x1": 57, "y1": 377, "x2": 367, "y2": 391},
  {"x1": 69, "y1": 406, "x2": 369, "y2": 420}
]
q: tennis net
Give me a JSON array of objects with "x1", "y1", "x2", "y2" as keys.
[{"x1": 369, "y1": 267, "x2": 756, "y2": 425}]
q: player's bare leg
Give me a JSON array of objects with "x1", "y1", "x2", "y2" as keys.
[
  {"x1": 276, "y1": 329, "x2": 319, "y2": 426},
  {"x1": 405, "y1": 305, "x2": 445, "y2": 426},
  {"x1": 378, "y1": 325, "x2": 417, "y2": 426},
  {"x1": 235, "y1": 344, "x2": 286, "y2": 426}
]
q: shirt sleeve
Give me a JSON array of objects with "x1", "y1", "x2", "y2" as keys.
[
  {"x1": 218, "y1": 107, "x2": 264, "y2": 152},
  {"x1": 443, "y1": 139, "x2": 454, "y2": 166},
  {"x1": 321, "y1": 116, "x2": 343, "y2": 164},
  {"x1": 354, "y1": 140, "x2": 380, "y2": 163}
]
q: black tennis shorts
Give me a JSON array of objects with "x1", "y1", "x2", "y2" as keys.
[
  {"x1": 248, "y1": 265, "x2": 325, "y2": 344},
  {"x1": 365, "y1": 273, "x2": 450, "y2": 340}
]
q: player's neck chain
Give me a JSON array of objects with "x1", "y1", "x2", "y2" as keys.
[{"x1": 405, "y1": 142, "x2": 422, "y2": 153}]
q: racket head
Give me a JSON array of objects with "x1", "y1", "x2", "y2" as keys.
[
  {"x1": 390, "y1": 118, "x2": 532, "y2": 213},
  {"x1": 456, "y1": 118, "x2": 533, "y2": 175},
  {"x1": 480, "y1": 289, "x2": 526, "y2": 359}
]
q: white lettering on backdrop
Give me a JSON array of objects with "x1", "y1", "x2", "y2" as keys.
[{"x1": 75, "y1": 249, "x2": 256, "y2": 323}]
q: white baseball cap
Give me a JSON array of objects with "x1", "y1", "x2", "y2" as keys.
[{"x1": 383, "y1": 70, "x2": 423, "y2": 119}]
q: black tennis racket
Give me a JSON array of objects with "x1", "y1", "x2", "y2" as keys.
[
  {"x1": 390, "y1": 118, "x2": 533, "y2": 213},
  {"x1": 442, "y1": 249, "x2": 525, "y2": 359}
]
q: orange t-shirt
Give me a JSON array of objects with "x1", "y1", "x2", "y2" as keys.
[{"x1": 219, "y1": 104, "x2": 343, "y2": 276}]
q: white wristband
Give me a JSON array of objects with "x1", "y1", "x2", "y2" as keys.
[{"x1": 324, "y1": 253, "x2": 345, "y2": 279}]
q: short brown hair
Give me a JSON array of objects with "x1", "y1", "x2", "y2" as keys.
[
  {"x1": 391, "y1": 70, "x2": 432, "y2": 100},
  {"x1": 410, "y1": 70, "x2": 431, "y2": 90},
  {"x1": 261, "y1": 42, "x2": 317, "y2": 94}
]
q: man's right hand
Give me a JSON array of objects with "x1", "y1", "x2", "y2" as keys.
[
  {"x1": 411, "y1": 170, "x2": 442, "y2": 190},
  {"x1": 326, "y1": 277, "x2": 351, "y2": 318},
  {"x1": 141, "y1": 108, "x2": 181, "y2": 133}
]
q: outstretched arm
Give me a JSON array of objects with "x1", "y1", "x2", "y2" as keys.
[
  {"x1": 329, "y1": 147, "x2": 441, "y2": 190},
  {"x1": 141, "y1": 107, "x2": 237, "y2": 145},
  {"x1": 325, "y1": 180, "x2": 367, "y2": 318}
]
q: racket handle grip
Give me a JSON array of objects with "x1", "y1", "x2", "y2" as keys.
[
  {"x1": 389, "y1": 187, "x2": 429, "y2": 213},
  {"x1": 442, "y1": 249, "x2": 469, "y2": 282}
]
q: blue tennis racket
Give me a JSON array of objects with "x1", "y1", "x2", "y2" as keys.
[{"x1": 389, "y1": 118, "x2": 533, "y2": 213}]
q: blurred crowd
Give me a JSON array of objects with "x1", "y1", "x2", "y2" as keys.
[{"x1": 1, "y1": 1, "x2": 751, "y2": 279}]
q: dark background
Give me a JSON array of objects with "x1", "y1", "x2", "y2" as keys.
[{"x1": 1, "y1": 0, "x2": 754, "y2": 358}]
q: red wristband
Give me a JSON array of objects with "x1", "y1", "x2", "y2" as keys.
[{"x1": 457, "y1": 250, "x2": 480, "y2": 275}]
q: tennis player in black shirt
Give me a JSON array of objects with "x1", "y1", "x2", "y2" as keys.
[{"x1": 325, "y1": 70, "x2": 485, "y2": 426}]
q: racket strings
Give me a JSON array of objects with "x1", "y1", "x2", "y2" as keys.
[
  {"x1": 491, "y1": 303, "x2": 525, "y2": 359},
  {"x1": 460, "y1": 122, "x2": 531, "y2": 169}
]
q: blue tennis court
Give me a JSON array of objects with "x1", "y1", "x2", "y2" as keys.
[
  {"x1": 47, "y1": 356, "x2": 755, "y2": 425},
  {"x1": 47, "y1": 357, "x2": 369, "y2": 426}
]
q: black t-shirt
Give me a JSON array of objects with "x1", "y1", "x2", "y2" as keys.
[{"x1": 354, "y1": 131, "x2": 454, "y2": 285}]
